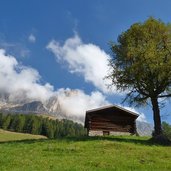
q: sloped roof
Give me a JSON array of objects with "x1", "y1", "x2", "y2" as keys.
[{"x1": 86, "y1": 104, "x2": 139, "y2": 117}]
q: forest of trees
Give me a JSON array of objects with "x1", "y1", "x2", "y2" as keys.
[
  {"x1": 162, "y1": 122, "x2": 171, "y2": 140},
  {"x1": 0, "y1": 113, "x2": 86, "y2": 138}
]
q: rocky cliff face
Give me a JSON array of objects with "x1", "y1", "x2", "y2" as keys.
[
  {"x1": 136, "y1": 121, "x2": 153, "y2": 136},
  {"x1": 10, "y1": 101, "x2": 48, "y2": 114},
  {"x1": 0, "y1": 95, "x2": 70, "y2": 119}
]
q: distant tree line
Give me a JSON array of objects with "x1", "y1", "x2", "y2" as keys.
[
  {"x1": 0, "y1": 113, "x2": 86, "y2": 138},
  {"x1": 162, "y1": 122, "x2": 171, "y2": 140}
]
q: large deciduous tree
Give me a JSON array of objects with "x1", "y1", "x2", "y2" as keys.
[{"x1": 108, "y1": 17, "x2": 171, "y2": 136}]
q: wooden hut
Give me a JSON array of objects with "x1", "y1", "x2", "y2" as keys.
[{"x1": 84, "y1": 105, "x2": 139, "y2": 136}]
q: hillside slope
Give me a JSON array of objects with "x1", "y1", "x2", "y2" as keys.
[
  {"x1": 0, "y1": 129, "x2": 47, "y2": 142},
  {"x1": 0, "y1": 135, "x2": 171, "y2": 171}
]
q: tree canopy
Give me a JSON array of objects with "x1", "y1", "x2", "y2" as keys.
[{"x1": 109, "y1": 17, "x2": 171, "y2": 136}]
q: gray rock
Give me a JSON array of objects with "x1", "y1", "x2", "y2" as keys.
[{"x1": 136, "y1": 121, "x2": 153, "y2": 136}]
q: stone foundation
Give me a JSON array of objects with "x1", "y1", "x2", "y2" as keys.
[{"x1": 88, "y1": 130, "x2": 131, "y2": 136}]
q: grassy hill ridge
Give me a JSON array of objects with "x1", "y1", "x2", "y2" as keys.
[
  {"x1": 0, "y1": 129, "x2": 47, "y2": 142},
  {"x1": 0, "y1": 132, "x2": 171, "y2": 171}
]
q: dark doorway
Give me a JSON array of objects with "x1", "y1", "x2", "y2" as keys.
[{"x1": 103, "y1": 131, "x2": 110, "y2": 136}]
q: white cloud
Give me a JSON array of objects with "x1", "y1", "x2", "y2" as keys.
[
  {"x1": 0, "y1": 49, "x2": 54, "y2": 103},
  {"x1": 136, "y1": 113, "x2": 147, "y2": 122},
  {"x1": 28, "y1": 34, "x2": 36, "y2": 43},
  {"x1": 57, "y1": 88, "x2": 109, "y2": 121},
  {"x1": 47, "y1": 34, "x2": 117, "y2": 94},
  {"x1": 0, "y1": 49, "x2": 109, "y2": 122}
]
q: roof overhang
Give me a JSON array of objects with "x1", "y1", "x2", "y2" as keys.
[{"x1": 86, "y1": 104, "x2": 139, "y2": 117}]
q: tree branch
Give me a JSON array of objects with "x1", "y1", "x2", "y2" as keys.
[{"x1": 158, "y1": 94, "x2": 171, "y2": 98}]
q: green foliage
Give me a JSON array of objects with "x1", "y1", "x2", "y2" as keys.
[
  {"x1": 2, "y1": 114, "x2": 12, "y2": 130},
  {"x1": 0, "y1": 113, "x2": 86, "y2": 138},
  {"x1": 0, "y1": 113, "x2": 3, "y2": 127},
  {"x1": 0, "y1": 135, "x2": 171, "y2": 171},
  {"x1": 162, "y1": 121, "x2": 171, "y2": 140},
  {"x1": 109, "y1": 17, "x2": 171, "y2": 104},
  {"x1": 9, "y1": 114, "x2": 25, "y2": 132}
]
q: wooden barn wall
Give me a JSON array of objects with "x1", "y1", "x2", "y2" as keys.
[{"x1": 86, "y1": 109, "x2": 136, "y2": 134}]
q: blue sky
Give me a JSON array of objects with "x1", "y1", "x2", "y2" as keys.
[{"x1": 0, "y1": 0, "x2": 171, "y2": 123}]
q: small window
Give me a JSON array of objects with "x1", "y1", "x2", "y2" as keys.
[{"x1": 103, "y1": 131, "x2": 110, "y2": 136}]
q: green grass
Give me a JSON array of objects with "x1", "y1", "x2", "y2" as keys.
[
  {"x1": 0, "y1": 129, "x2": 47, "y2": 142},
  {"x1": 0, "y1": 132, "x2": 171, "y2": 171}
]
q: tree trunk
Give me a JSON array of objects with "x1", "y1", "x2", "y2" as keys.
[{"x1": 151, "y1": 97, "x2": 162, "y2": 136}]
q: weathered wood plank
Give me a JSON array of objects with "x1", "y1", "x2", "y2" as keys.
[{"x1": 85, "y1": 105, "x2": 138, "y2": 135}]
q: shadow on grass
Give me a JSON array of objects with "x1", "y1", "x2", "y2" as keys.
[
  {"x1": 0, "y1": 135, "x2": 170, "y2": 146},
  {"x1": 65, "y1": 135, "x2": 171, "y2": 146},
  {"x1": 0, "y1": 138, "x2": 49, "y2": 144}
]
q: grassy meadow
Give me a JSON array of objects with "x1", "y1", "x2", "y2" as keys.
[
  {"x1": 0, "y1": 131, "x2": 171, "y2": 171},
  {"x1": 0, "y1": 129, "x2": 47, "y2": 142}
]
